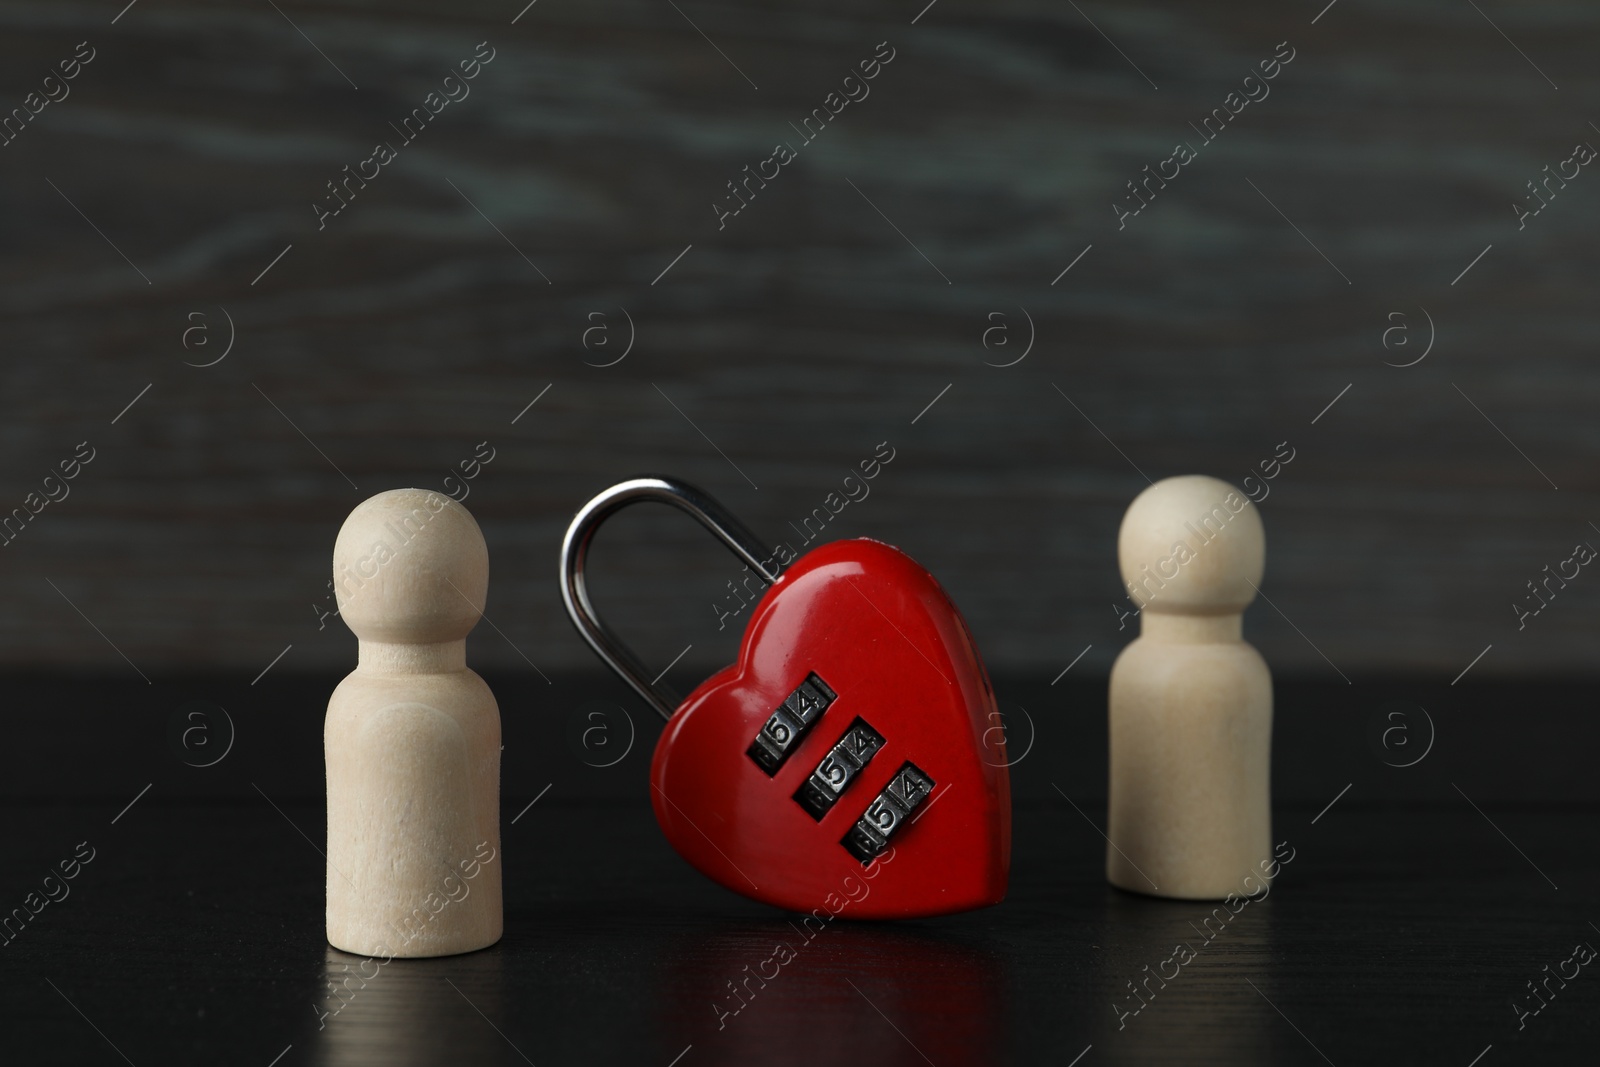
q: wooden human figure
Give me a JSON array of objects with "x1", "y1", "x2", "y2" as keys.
[
  {"x1": 1107, "y1": 475, "x2": 1272, "y2": 900},
  {"x1": 326, "y1": 488, "x2": 502, "y2": 957}
]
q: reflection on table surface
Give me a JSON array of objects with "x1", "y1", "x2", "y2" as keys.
[
  {"x1": 312, "y1": 946, "x2": 509, "y2": 1067},
  {"x1": 657, "y1": 922, "x2": 1007, "y2": 1067}
]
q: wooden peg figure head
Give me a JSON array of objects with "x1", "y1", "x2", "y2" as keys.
[
  {"x1": 1117, "y1": 474, "x2": 1264, "y2": 617},
  {"x1": 332, "y1": 488, "x2": 488, "y2": 645}
]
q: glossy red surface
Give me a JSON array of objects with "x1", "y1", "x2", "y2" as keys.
[{"x1": 650, "y1": 538, "x2": 1011, "y2": 919}]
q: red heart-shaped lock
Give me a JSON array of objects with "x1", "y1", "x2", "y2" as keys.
[{"x1": 650, "y1": 537, "x2": 1010, "y2": 918}]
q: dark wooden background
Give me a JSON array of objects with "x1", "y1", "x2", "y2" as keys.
[{"x1": 2, "y1": 0, "x2": 1597, "y2": 684}]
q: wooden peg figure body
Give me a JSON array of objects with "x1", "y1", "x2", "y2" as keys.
[
  {"x1": 326, "y1": 488, "x2": 502, "y2": 957},
  {"x1": 1107, "y1": 475, "x2": 1272, "y2": 900}
]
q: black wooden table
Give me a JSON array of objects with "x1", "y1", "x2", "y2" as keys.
[{"x1": 4, "y1": 673, "x2": 1596, "y2": 1066}]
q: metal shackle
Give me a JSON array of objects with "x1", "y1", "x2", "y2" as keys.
[{"x1": 559, "y1": 476, "x2": 781, "y2": 721}]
